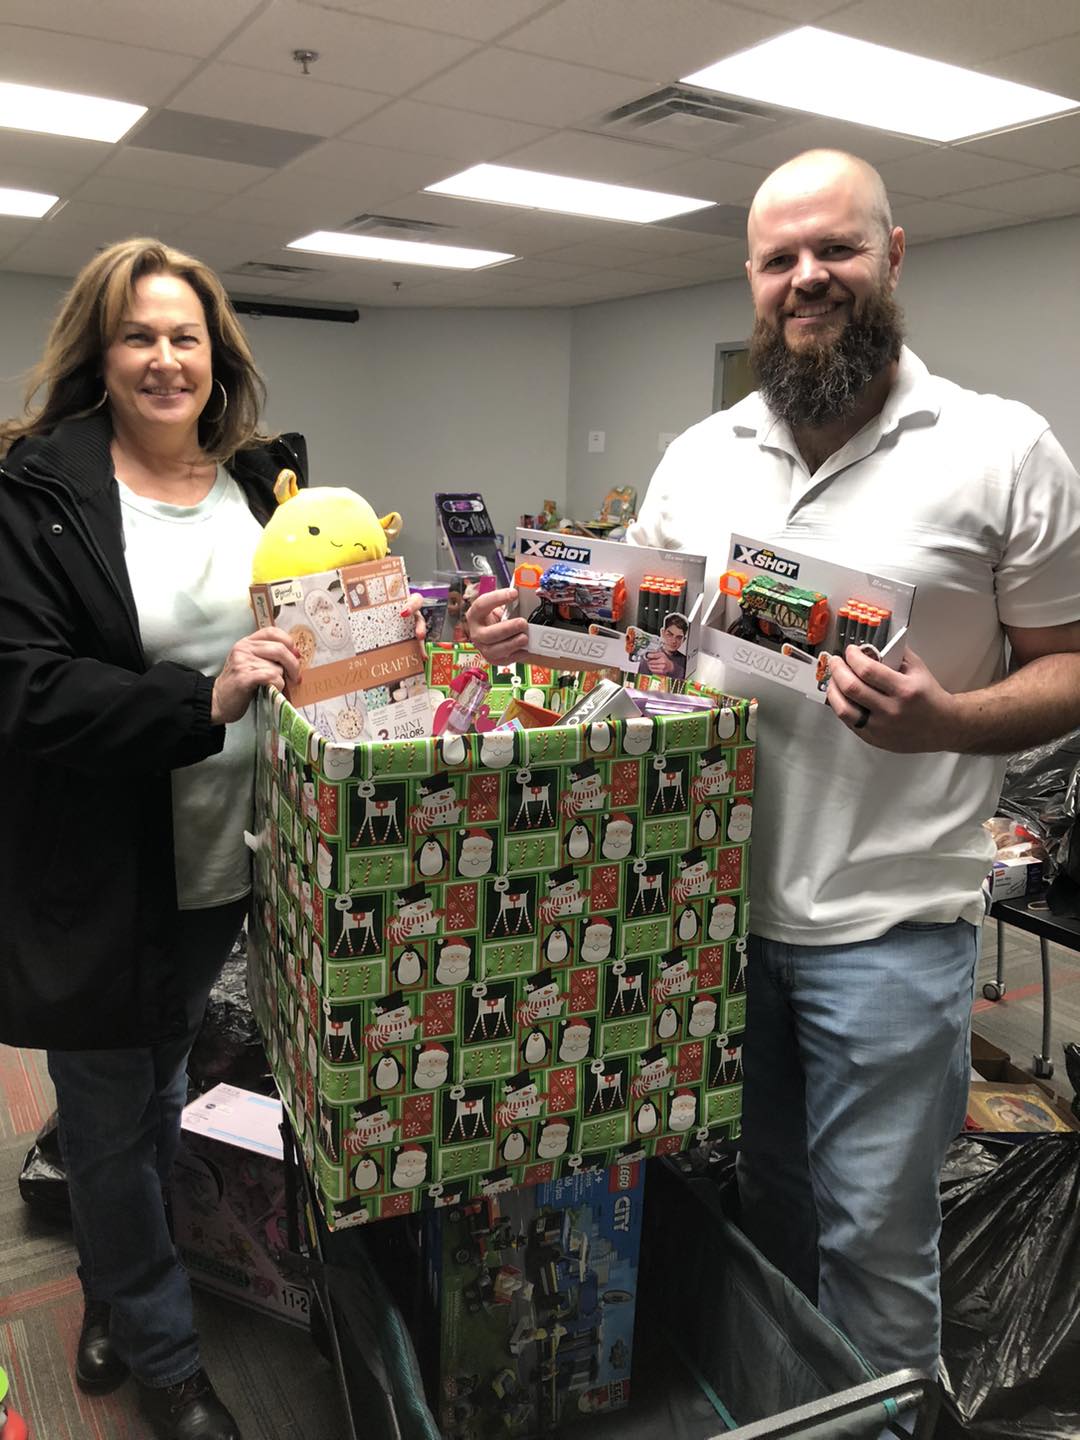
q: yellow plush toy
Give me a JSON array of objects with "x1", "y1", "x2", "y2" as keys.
[{"x1": 251, "y1": 470, "x2": 403, "y2": 582}]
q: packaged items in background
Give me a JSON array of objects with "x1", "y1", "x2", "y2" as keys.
[
  {"x1": 436, "y1": 493, "x2": 512, "y2": 588},
  {"x1": 429, "y1": 1161, "x2": 644, "y2": 1437}
]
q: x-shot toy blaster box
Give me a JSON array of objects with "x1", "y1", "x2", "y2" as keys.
[
  {"x1": 699, "y1": 535, "x2": 916, "y2": 703},
  {"x1": 511, "y1": 529, "x2": 707, "y2": 679}
]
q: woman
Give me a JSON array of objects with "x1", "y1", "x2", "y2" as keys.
[{"x1": 0, "y1": 239, "x2": 303, "y2": 1440}]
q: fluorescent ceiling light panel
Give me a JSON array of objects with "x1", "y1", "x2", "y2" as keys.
[
  {"x1": 425, "y1": 164, "x2": 714, "y2": 224},
  {"x1": 0, "y1": 81, "x2": 146, "y2": 144},
  {"x1": 682, "y1": 28, "x2": 1080, "y2": 142},
  {"x1": 0, "y1": 186, "x2": 59, "y2": 218},
  {"x1": 287, "y1": 231, "x2": 515, "y2": 270}
]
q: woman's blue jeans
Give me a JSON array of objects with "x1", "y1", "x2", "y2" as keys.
[
  {"x1": 737, "y1": 919, "x2": 980, "y2": 1378},
  {"x1": 47, "y1": 897, "x2": 247, "y2": 1387}
]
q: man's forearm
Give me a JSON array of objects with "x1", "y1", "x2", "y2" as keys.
[{"x1": 949, "y1": 651, "x2": 1080, "y2": 755}]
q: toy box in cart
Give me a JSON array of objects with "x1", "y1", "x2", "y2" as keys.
[
  {"x1": 511, "y1": 529, "x2": 707, "y2": 679},
  {"x1": 436, "y1": 493, "x2": 512, "y2": 588},
  {"x1": 429, "y1": 1160, "x2": 644, "y2": 1438},
  {"x1": 700, "y1": 535, "x2": 916, "y2": 702},
  {"x1": 250, "y1": 554, "x2": 434, "y2": 744},
  {"x1": 247, "y1": 648, "x2": 753, "y2": 1230}
]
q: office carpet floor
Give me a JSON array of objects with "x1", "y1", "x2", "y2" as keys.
[{"x1": 0, "y1": 918, "x2": 1076, "y2": 1439}]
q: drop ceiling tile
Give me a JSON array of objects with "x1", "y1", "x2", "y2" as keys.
[
  {"x1": 98, "y1": 148, "x2": 273, "y2": 194},
  {"x1": 948, "y1": 170, "x2": 1080, "y2": 217},
  {"x1": 0, "y1": 131, "x2": 112, "y2": 184},
  {"x1": 625, "y1": 243, "x2": 746, "y2": 278},
  {"x1": 71, "y1": 176, "x2": 222, "y2": 217},
  {"x1": 631, "y1": 154, "x2": 767, "y2": 202},
  {"x1": 218, "y1": 3, "x2": 478, "y2": 92},
  {"x1": 0, "y1": 25, "x2": 198, "y2": 106},
  {"x1": 722, "y1": 0, "x2": 855, "y2": 17},
  {"x1": 500, "y1": 0, "x2": 782, "y2": 82},
  {"x1": 492, "y1": 256, "x2": 591, "y2": 281},
  {"x1": 496, "y1": 130, "x2": 694, "y2": 181},
  {"x1": 0, "y1": 0, "x2": 265, "y2": 58},
  {"x1": 453, "y1": 209, "x2": 642, "y2": 252},
  {"x1": 976, "y1": 33, "x2": 1080, "y2": 101},
  {"x1": 0, "y1": 215, "x2": 44, "y2": 264},
  {"x1": 170, "y1": 217, "x2": 302, "y2": 267},
  {"x1": 284, "y1": 139, "x2": 452, "y2": 194},
  {"x1": 296, "y1": 0, "x2": 553, "y2": 42},
  {"x1": 340, "y1": 99, "x2": 549, "y2": 160},
  {"x1": 3, "y1": 202, "x2": 195, "y2": 271},
  {"x1": 130, "y1": 111, "x2": 320, "y2": 170},
  {"x1": 877, "y1": 149, "x2": 1041, "y2": 199},
  {"x1": 817, "y1": 0, "x2": 1080, "y2": 68},
  {"x1": 961, "y1": 112, "x2": 1080, "y2": 169},
  {"x1": 169, "y1": 65, "x2": 391, "y2": 138},
  {"x1": 891, "y1": 197, "x2": 1016, "y2": 242},
  {"x1": 360, "y1": 190, "x2": 543, "y2": 233},
  {"x1": 223, "y1": 276, "x2": 309, "y2": 298},
  {"x1": 410, "y1": 49, "x2": 646, "y2": 127},
  {"x1": 212, "y1": 189, "x2": 347, "y2": 231},
  {"x1": 537, "y1": 239, "x2": 661, "y2": 266},
  {"x1": 714, "y1": 117, "x2": 932, "y2": 169},
  {"x1": 0, "y1": 161, "x2": 82, "y2": 200}
]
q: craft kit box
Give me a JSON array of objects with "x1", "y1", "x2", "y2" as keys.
[
  {"x1": 172, "y1": 1085, "x2": 311, "y2": 1327},
  {"x1": 248, "y1": 645, "x2": 753, "y2": 1230},
  {"x1": 250, "y1": 554, "x2": 432, "y2": 744},
  {"x1": 511, "y1": 529, "x2": 707, "y2": 679},
  {"x1": 700, "y1": 535, "x2": 916, "y2": 702},
  {"x1": 428, "y1": 1160, "x2": 645, "y2": 1438}
]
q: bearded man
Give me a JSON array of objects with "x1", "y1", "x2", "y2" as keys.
[{"x1": 465, "y1": 149, "x2": 1080, "y2": 1381}]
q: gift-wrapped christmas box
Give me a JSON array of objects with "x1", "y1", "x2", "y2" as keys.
[{"x1": 248, "y1": 649, "x2": 754, "y2": 1228}]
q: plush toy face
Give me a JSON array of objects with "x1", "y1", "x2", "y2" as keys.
[{"x1": 252, "y1": 481, "x2": 403, "y2": 582}]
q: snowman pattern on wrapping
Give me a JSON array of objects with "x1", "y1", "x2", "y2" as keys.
[{"x1": 249, "y1": 656, "x2": 754, "y2": 1225}]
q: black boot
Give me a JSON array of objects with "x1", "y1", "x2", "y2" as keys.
[
  {"x1": 76, "y1": 1299, "x2": 129, "y2": 1394},
  {"x1": 146, "y1": 1368, "x2": 241, "y2": 1440}
]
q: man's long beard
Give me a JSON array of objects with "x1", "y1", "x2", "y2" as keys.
[{"x1": 749, "y1": 286, "x2": 905, "y2": 428}]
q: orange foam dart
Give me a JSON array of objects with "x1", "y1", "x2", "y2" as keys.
[
  {"x1": 719, "y1": 570, "x2": 749, "y2": 598},
  {"x1": 513, "y1": 562, "x2": 544, "y2": 589}
]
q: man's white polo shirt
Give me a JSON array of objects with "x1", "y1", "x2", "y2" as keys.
[{"x1": 628, "y1": 347, "x2": 1080, "y2": 944}]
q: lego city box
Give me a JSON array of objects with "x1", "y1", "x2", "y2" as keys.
[
  {"x1": 429, "y1": 1160, "x2": 644, "y2": 1438},
  {"x1": 247, "y1": 646, "x2": 754, "y2": 1230},
  {"x1": 250, "y1": 553, "x2": 433, "y2": 744},
  {"x1": 700, "y1": 535, "x2": 916, "y2": 703},
  {"x1": 172, "y1": 1085, "x2": 311, "y2": 1328},
  {"x1": 511, "y1": 529, "x2": 707, "y2": 680}
]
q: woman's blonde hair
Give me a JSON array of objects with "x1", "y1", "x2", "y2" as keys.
[{"x1": 0, "y1": 237, "x2": 268, "y2": 461}]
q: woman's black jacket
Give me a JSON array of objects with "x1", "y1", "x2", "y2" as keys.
[{"x1": 0, "y1": 410, "x2": 307, "y2": 1049}]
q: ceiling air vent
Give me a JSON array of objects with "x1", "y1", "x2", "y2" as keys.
[
  {"x1": 338, "y1": 213, "x2": 457, "y2": 240},
  {"x1": 228, "y1": 261, "x2": 321, "y2": 278},
  {"x1": 600, "y1": 84, "x2": 782, "y2": 138}
]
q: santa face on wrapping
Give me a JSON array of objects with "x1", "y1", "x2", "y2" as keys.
[
  {"x1": 536, "y1": 1117, "x2": 572, "y2": 1160},
  {"x1": 622, "y1": 716, "x2": 654, "y2": 756},
  {"x1": 668, "y1": 1090, "x2": 698, "y2": 1132},
  {"x1": 392, "y1": 1145, "x2": 429, "y2": 1189},
  {"x1": 435, "y1": 939, "x2": 472, "y2": 986},
  {"x1": 558, "y1": 1017, "x2": 593, "y2": 1064},
  {"x1": 708, "y1": 896, "x2": 737, "y2": 941},
  {"x1": 480, "y1": 731, "x2": 515, "y2": 769},
  {"x1": 688, "y1": 994, "x2": 718, "y2": 1038},
  {"x1": 413, "y1": 1043, "x2": 452, "y2": 1091},
  {"x1": 728, "y1": 798, "x2": 753, "y2": 842},
  {"x1": 579, "y1": 918, "x2": 613, "y2": 964},
  {"x1": 600, "y1": 813, "x2": 635, "y2": 861},
  {"x1": 457, "y1": 829, "x2": 495, "y2": 878}
]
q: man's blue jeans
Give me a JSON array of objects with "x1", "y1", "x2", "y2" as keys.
[
  {"x1": 47, "y1": 898, "x2": 247, "y2": 1388},
  {"x1": 737, "y1": 920, "x2": 979, "y2": 1378}
]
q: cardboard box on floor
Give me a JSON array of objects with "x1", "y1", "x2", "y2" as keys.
[
  {"x1": 970, "y1": 1032, "x2": 1079, "y2": 1131},
  {"x1": 173, "y1": 1084, "x2": 311, "y2": 1327}
]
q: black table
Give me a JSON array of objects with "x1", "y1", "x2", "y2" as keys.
[{"x1": 987, "y1": 892, "x2": 1080, "y2": 1078}]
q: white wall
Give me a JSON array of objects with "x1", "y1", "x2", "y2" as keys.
[
  {"x1": 565, "y1": 214, "x2": 1080, "y2": 519},
  {"x1": 0, "y1": 273, "x2": 571, "y2": 584}
]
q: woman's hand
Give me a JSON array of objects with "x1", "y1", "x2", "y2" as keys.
[
  {"x1": 463, "y1": 587, "x2": 530, "y2": 665},
  {"x1": 211, "y1": 627, "x2": 301, "y2": 724}
]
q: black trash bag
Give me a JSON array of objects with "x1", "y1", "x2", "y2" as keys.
[
  {"x1": 940, "y1": 1135, "x2": 1024, "y2": 1215},
  {"x1": 19, "y1": 1111, "x2": 70, "y2": 1221},
  {"x1": 940, "y1": 1134, "x2": 1080, "y2": 1438},
  {"x1": 186, "y1": 934, "x2": 273, "y2": 1095},
  {"x1": 1064, "y1": 1044, "x2": 1080, "y2": 1122}
]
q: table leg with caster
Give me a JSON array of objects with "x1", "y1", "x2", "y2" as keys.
[
  {"x1": 1032, "y1": 936, "x2": 1054, "y2": 1078},
  {"x1": 982, "y1": 917, "x2": 1008, "y2": 1002}
]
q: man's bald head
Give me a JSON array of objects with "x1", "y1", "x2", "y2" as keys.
[{"x1": 748, "y1": 150, "x2": 893, "y2": 253}]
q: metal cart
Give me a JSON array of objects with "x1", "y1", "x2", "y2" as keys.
[{"x1": 985, "y1": 893, "x2": 1080, "y2": 1078}]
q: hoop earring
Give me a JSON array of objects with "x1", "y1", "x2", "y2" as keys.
[
  {"x1": 205, "y1": 378, "x2": 229, "y2": 424},
  {"x1": 88, "y1": 389, "x2": 108, "y2": 412}
]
